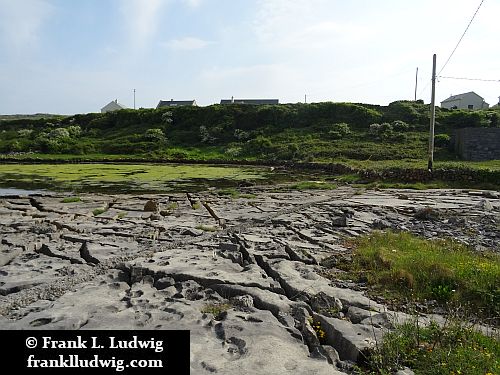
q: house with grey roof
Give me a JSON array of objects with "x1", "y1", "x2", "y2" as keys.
[
  {"x1": 101, "y1": 99, "x2": 127, "y2": 113},
  {"x1": 441, "y1": 91, "x2": 489, "y2": 110},
  {"x1": 157, "y1": 99, "x2": 197, "y2": 108},
  {"x1": 220, "y1": 97, "x2": 279, "y2": 105}
]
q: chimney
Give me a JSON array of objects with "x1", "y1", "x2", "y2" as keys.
[{"x1": 171, "y1": 99, "x2": 173, "y2": 101}]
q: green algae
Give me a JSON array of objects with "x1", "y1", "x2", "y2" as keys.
[{"x1": 0, "y1": 163, "x2": 269, "y2": 193}]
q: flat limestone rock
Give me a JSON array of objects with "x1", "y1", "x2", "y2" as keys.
[{"x1": 1, "y1": 188, "x2": 497, "y2": 374}]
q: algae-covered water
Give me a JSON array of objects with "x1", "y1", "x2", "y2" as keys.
[{"x1": 0, "y1": 163, "x2": 277, "y2": 193}]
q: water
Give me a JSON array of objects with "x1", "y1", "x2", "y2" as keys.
[{"x1": 0, "y1": 188, "x2": 46, "y2": 196}]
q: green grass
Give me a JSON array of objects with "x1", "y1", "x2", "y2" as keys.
[
  {"x1": 200, "y1": 302, "x2": 232, "y2": 315},
  {"x1": 216, "y1": 187, "x2": 240, "y2": 198},
  {"x1": 61, "y1": 196, "x2": 81, "y2": 203},
  {"x1": 166, "y1": 202, "x2": 178, "y2": 210},
  {"x1": 92, "y1": 208, "x2": 107, "y2": 216},
  {"x1": 336, "y1": 231, "x2": 500, "y2": 318},
  {"x1": 240, "y1": 193, "x2": 257, "y2": 199},
  {"x1": 195, "y1": 224, "x2": 218, "y2": 232},
  {"x1": 366, "y1": 318, "x2": 499, "y2": 375}
]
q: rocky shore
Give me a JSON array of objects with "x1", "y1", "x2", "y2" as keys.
[{"x1": 0, "y1": 187, "x2": 498, "y2": 374}]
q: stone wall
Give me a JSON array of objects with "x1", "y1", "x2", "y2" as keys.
[{"x1": 453, "y1": 127, "x2": 500, "y2": 161}]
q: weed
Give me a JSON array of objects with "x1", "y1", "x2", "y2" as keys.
[
  {"x1": 61, "y1": 196, "x2": 81, "y2": 203},
  {"x1": 216, "y1": 188, "x2": 240, "y2": 198},
  {"x1": 166, "y1": 202, "x2": 178, "y2": 210},
  {"x1": 240, "y1": 193, "x2": 257, "y2": 199},
  {"x1": 196, "y1": 224, "x2": 217, "y2": 232},
  {"x1": 92, "y1": 208, "x2": 107, "y2": 216},
  {"x1": 201, "y1": 302, "x2": 232, "y2": 320},
  {"x1": 307, "y1": 317, "x2": 327, "y2": 344},
  {"x1": 117, "y1": 212, "x2": 127, "y2": 219},
  {"x1": 192, "y1": 202, "x2": 201, "y2": 210}
]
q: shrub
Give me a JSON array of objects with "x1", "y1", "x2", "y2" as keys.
[
  {"x1": 434, "y1": 133, "x2": 450, "y2": 148},
  {"x1": 328, "y1": 122, "x2": 351, "y2": 139},
  {"x1": 245, "y1": 136, "x2": 274, "y2": 154},
  {"x1": 199, "y1": 125, "x2": 216, "y2": 144},
  {"x1": 233, "y1": 129, "x2": 250, "y2": 140},
  {"x1": 17, "y1": 129, "x2": 33, "y2": 137},
  {"x1": 66, "y1": 125, "x2": 81, "y2": 137},
  {"x1": 145, "y1": 128, "x2": 166, "y2": 142},
  {"x1": 392, "y1": 120, "x2": 410, "y2": 132}
]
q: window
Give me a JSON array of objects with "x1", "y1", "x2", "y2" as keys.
[{"x1": 468, "y1": 104, "x2": 474, "y2": 110}]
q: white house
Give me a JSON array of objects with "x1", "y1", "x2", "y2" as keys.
[
  {"x1": 101, "y1": 99, "x2": 127, "y2": 113},
  {"x1": 440, "y1": 91, "x2": 489, "y2": 110}
]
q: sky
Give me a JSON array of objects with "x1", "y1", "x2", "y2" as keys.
[{"x1": 0, "y1": 0, "x2": 499, "y2": 114}]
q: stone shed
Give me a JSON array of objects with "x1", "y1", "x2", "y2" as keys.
[{"x1": 452, "y1": 127, "x2": 500, "y2": 161}]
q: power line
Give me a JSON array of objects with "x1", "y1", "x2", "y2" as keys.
[
  {"x1": 437, "y1": 0, "x2": 485, "y2": 76},
  {"x1": 438, "y1": 75, "x2": 500, "y2": 82},
  {"x1": 417, "y1": 0, "x2": 485, "y2": 98}
]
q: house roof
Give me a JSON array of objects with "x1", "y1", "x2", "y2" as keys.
[
  {"x1": 441, "y1": 91, "x2": 484, "y2": 103},
  {"x1": 157, "y1": 100, "x2": 196, "y2": 108},
  {"x1": 220, "y1": 99, "x2": 279, "y2": 105},
  {"x1": 101, "y1": 100, "x2": 127, "y2": 110}
]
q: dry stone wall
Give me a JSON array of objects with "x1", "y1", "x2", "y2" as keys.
[{"x1": 453, "y1": 127, "x2": 500, "y2": 161}]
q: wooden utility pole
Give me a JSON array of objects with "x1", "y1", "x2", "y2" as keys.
[
  {"x1": 428, "y1": 54, "x2": 436, "y2": 171},
  {"x1": 414, "y1": 67, "x2": 418, "y2": 101}
]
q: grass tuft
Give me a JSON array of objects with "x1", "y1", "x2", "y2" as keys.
[
  {"x1": 92, "y1": 208, "x2": 107, "y2": 216},
  {"x1": 337, "y1": 231, "x2": 500, "y2": 318},
  {"x1": 61, "y1": 196, "x2": 81, "y2": 203},
  {"x1": 367, "y1": 318, "x2": 499, "y2": 375},
  {"x1": 196, "y1": 224, "x2": 217, "y2": 232}
]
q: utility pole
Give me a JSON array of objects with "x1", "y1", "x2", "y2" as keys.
[
  {"x1": 133, "y1": 89, "x2": 136, "y2": 110},
  {"x1": 304, "y1": 94, "x2": 307, "y2": 104},
  {"x1": 428, "y1": 54, "x2": 436, "y2": 171},
  {"x1": 414, "y1": 67, "x2": 418, "y2": 101}
]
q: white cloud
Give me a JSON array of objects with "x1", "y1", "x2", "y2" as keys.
[
  {"x1": 0, "y1": 0, "x2": 54, "y2": 49},
  {"x1": 165, "y1": 36, "x2": 212, "y2": 50},
  {"x1": 120, "y1": 0, "x2": 167, "y2": 46}
]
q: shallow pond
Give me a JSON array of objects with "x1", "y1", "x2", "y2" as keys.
[{"x1": 0, "y1": 163, "x2": 285, "y2": 193}]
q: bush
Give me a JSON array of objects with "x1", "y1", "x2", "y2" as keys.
[
  {"x1": 67, "y1": 125, "x2": 81, "y2": 137},
  {"x1": 17, "y1": 129, "x2": 33, "y2": 137},
  {"x1": 328, "y1": 122, "x2": 351, "y2": 139},
  {"x1": 48, "y1": 128, "x2": 70, "y2": 140},
  {"x1": 245, "y1": 136, "x2": 274, "y2": 154},
  {"x1": 145, "y1": 128, "x2": 166, "y2": 142},
  {"x1": 434, "y1": 133, "x2": 450, "y2": 148},
  {"x1": 392, "y1": 120, "x2": 410, "y2": 132}
]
